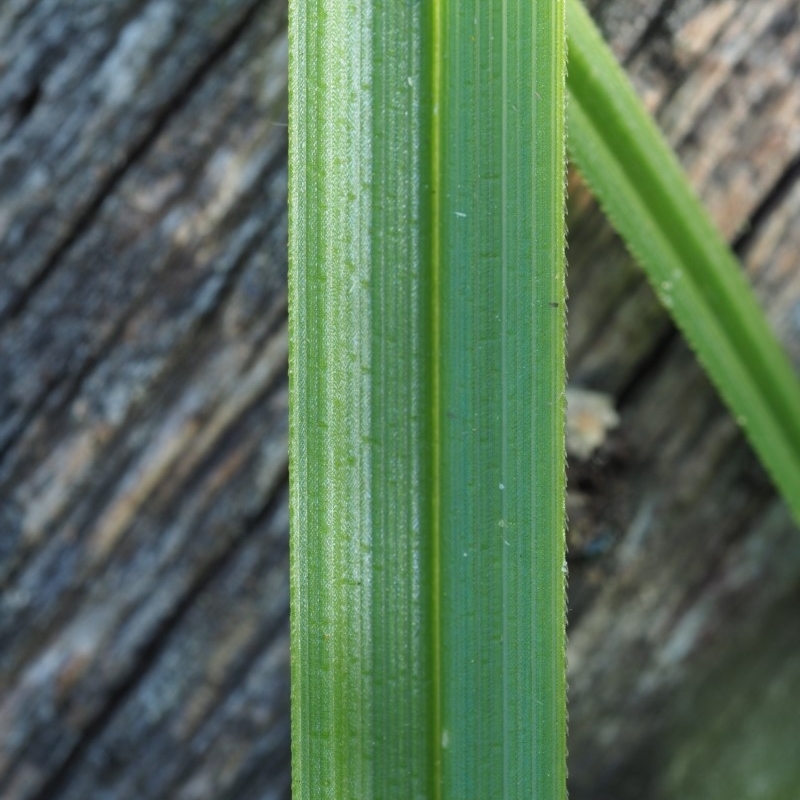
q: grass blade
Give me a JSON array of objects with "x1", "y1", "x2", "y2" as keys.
[
  {"x1": 566, "y1": 0, "x2": 800, "y2": 522},
  {"x1": 289, "y1": 1, "x2": 434, "y2": 795},
  {"x1": 290, "y1": 0, "x2": 567, "y2": 796},
  {"x1": 434, "y1": 2, "x2": 567, "y2": 797}
]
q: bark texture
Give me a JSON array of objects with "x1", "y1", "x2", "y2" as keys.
[{"x1": 1, "y1": 1, "x2": 799, "y2": 799}]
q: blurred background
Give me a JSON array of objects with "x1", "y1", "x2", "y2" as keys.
[{"x1": 1, "y1": 1, "x2": 799, "y2": 798}]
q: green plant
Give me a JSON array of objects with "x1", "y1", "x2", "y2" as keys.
[
  {"x1": 289, "y1": 1, "x2": 800, "y2": 798},
  {"x1": 566, "y1": 0, "x2": 800, "y2": 519}
]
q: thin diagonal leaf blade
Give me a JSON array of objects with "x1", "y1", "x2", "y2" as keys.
[{"x1": 566, "y1": 0, "x2": 800, "y2": 522}]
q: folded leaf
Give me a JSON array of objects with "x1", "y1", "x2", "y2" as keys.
[{"x1": 289, "y1": 0, "x2": 568, "y2": 796}]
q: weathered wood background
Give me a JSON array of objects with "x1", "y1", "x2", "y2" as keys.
[{"x1": 1, "y1": 1, "x2": 798, "y2": 798}]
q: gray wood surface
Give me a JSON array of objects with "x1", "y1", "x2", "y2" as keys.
[{"x1": 1, "y1": 1, "x2": 798, "y2": 798}]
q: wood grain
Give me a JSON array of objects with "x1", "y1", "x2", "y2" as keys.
[{"x1": 0, "y1": 1, "x2": 798, "y2": 798}]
